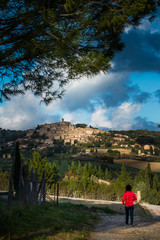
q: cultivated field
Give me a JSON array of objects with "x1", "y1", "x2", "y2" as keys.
[
  {"x1": 114, "y1": 159, "x2": 160, "y2": 172},
  {"x1": 86, "y1": 148, "x2": 132, "y2": 154}
]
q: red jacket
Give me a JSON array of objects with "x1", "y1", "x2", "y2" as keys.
[{"x1": 122, "y1": 191, "x2": 137, "y2": 207}]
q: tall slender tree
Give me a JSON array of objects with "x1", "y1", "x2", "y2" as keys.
[
  {"x1": 13, "y1": 142, "x2": 21, "y2": 198},
  {"x1": 145, "y1": 163, "x2": 153, "y2": 188}
]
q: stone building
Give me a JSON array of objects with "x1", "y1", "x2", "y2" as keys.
[{"x1": 30, "y1": 119, "x2": 106, "y2": 145}]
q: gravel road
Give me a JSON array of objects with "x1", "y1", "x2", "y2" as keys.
[
  {"x1": 90, "y1": 214, "x2": 160, "y2": 240},
  {"x1": 58, "y1": 196, "x2": 160, "y2": 240}
]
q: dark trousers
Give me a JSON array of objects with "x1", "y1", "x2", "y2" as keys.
[{"x1": 125, "y1": 205, "x2": 134, "y2": 225}]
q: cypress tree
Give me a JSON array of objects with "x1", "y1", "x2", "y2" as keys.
[
  {"x1": 97, "y1": 166, "x2": 104, "y2": 179},
  {"x1": 150, "y1": 146, "x2": 153, "y2": 155},
  {"x1": 88, "y1": 162, "x2": 93, "y2": 177},
  {"x1": 93, "y1": 166, "x2": 98, "y2": 176},
  {"x1": 152, "y1": 174, "x2": 159, "y2": 192},
  {"x1": 145, "y1": 163, "x2": 153, "y2": 188},
  {"x1": 77, "y1": 161, "x2": 82, "y2": 180},
  {"x1": 13, "y1": 142, "x2": 21, "y2": 198},
  {"x1": 105, "y1": 168, "x2": 112, "y2": 181},
  {"x1": 69, "y1": 161, "x2": 77, "y2": 176},
  {"x1": 82, "y1": 163, "x2": 89, "y2": 178},
  {"x1": 114, "y1": 165, "x2": 132, "y2": 198}
]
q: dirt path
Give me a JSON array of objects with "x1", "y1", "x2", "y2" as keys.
[
  {"x1": 90, "y1": 214, "x2": 160, "y2": 240},
  {"x1": 58, "y1": 197, "x2": 160, "y2": 240},
  {"x1": 58, "y1": 196, "x2": 160, "y2": 218}
]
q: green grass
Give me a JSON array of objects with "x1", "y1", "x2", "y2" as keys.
[{"x1": 0, "y1": 199, "x2": 103, "y2": 240}]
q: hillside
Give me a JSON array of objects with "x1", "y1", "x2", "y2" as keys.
[{"x1": 0, "y1": 119, "x2": 160, "y2": 161}]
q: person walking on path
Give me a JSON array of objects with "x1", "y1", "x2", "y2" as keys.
[{"x1": 122, "y1": 184, "x2": 137, "y2": 226}]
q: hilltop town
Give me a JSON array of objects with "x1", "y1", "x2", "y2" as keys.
[
  {"x1": 0, "y1": 118, "x2": 104, "y2": 157},
  {"x1": 0, "y1": 118, "x2": 160, "y2": 159},
  {"x1": 26, "y1": 118, "x2": 106, "y2": 147}
]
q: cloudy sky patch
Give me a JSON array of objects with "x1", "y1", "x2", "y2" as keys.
[{"x1": 0, "y1": 14, "x2": 160, "y2": 131}]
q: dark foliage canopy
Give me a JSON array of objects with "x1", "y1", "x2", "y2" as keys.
[
  {"x1": 75, "y1": 123, "x2": 87, "y2": 128},
  {"x1": 0, "y1": 0, "x2": 159, "y2": 103}
]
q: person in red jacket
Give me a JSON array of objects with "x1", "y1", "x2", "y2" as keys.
[{"x1": 122, "y1": 184, "x2": 137, "y2": 226}]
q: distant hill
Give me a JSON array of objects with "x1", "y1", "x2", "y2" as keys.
[{"x1": 0, "y1": 119, "x2": 160, "y2": 159}]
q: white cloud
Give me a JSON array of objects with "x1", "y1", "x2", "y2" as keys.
[
  {"x1": 110, "y1": 102, "x2": 142, "y2": 130},
  {"x1": 62, "y1": 113, "x2": 78, "y2": 123},
  {"x1": 124, "y1": 25, "x2": 133, "y2": 33},
  {"x1": 1, "y1": 14, "x2": 160, "y2": 131},
  {"x1": 45, "y1": 71, "x2": 131, "y2": 114},
  {"x1": 62, "y1": 112, "x2": 86, "y2": 124},
  {"x1": 0, "y1": 70, "x2": 143, "y2": 131},
  {"x1": 0, "y1": 92, "x2": 48, "y2": 130},
  {"x1": 138, "y1": 19, "x2": 151, "y2": 31},
  {"x1": 90, "y1": 107, "x2": 113, "y2": 129},
  {"x1": 90, "y1": 102, "x2": 142, "y2": 130}
]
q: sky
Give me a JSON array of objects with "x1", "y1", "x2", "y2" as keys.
[{"x1": 0, "y1": 14, "x2": 160, "y2": 131}]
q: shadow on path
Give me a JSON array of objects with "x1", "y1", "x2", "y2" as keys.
[
  {"x1": 59, "y1": 197, "x2": 160, "y2": 240},
  {"x1": 91, "y1": 214, "x2": 160, "y2": 240}
]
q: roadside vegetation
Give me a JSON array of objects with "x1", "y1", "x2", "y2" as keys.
[
  {"x1": 1, "y1": 150, "x2": 160, "y2": 205},
  {"x1": 58, "y1": 161, "x2": 160, "y2": 205},
  {"x1": 0, "y1": 144, "x2": 160, "y2": 240},
  {"x1": 0, "y1": 199, "x2": 116, "y2": 240}
]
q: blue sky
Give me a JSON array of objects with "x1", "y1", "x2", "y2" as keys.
[{"x1": 0, "y1": 15, "x2": 160, "y2": 131}]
